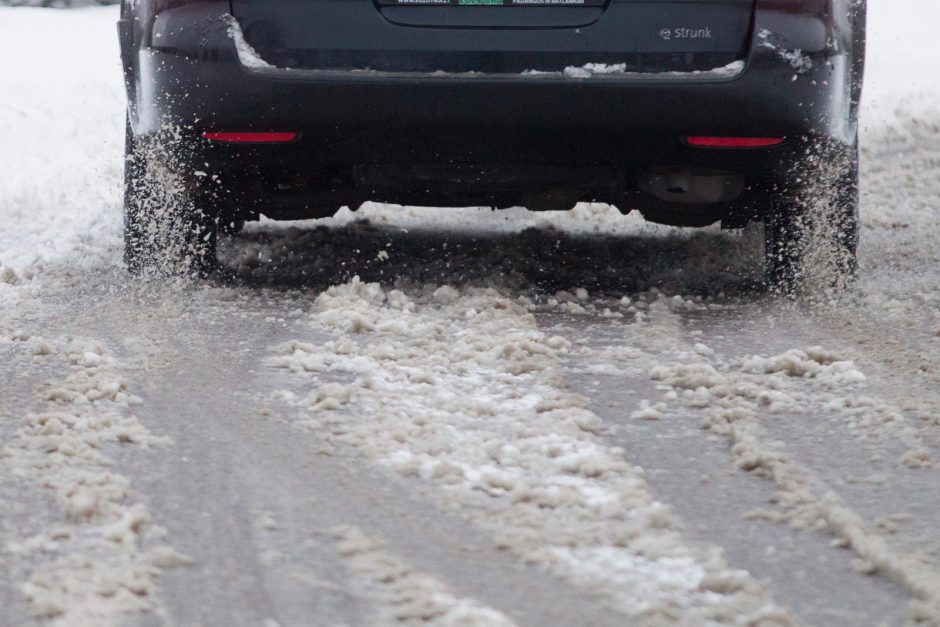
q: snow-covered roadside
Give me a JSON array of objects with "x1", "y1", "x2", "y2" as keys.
[
  {"x1": 857, "y1": 0, "x2": 940, "y2": 301},
  {"x1": 854, "y1": 115, "x2": 940, "y2": 335},
  {"x1": 862, "y1": 0, "x2": 940, "y2": 132},
  {"x1": 270, "y1": 278, "x2": 789, "y2": 624},
  {"x1": 0, "y1": 7, "x2": 124, "y2": 280}
]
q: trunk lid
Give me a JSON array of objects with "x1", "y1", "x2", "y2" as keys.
[{"x1": 229, "y1": 0, "x2": 755, "y2": 74}]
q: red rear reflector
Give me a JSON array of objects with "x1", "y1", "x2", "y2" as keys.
[
  {"x1": 201, "y1": 131, "x2": 298, "y2": 144},
  {"x1": 684, "y1": 136, "x2": 785, "y2": 148}
]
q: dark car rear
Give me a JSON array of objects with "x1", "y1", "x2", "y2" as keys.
[{"x1": 120, "y1": 0, "x2": 866, "y2": 287}]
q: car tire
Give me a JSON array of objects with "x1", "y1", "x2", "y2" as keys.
[
  {"x1": 763, "y1": 143, "x2": 859, "y2": 292},
  {"x1": 123, "y1": 118, "x2": 219, "y2": 278}
]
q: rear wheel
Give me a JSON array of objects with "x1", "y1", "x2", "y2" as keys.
[
  {"x1": 763, "y1": 144, "x2": 859, "y2": 292},
  {"x1": 123, "y1": 119, "x2": 219, "y2": 278}
]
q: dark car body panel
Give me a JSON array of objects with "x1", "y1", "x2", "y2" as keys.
[
  {"x1": 119, "y1": 0, "x2": 864, "y2": 226},
  {"x1": 228, "y1": 0, "x2": 754, "y2": 72}
]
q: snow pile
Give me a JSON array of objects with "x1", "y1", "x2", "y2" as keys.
[
  {"x1": 740, "y1": 347, "x2": 867, "y2": 388},
  {"x1": 852, "y1": 0, "x2": 940, "y2": 337},
  {"x1": 563, "y1": 63, "x2": 628, "y2": 79},
  {"x1": 273, "y1": 277, "x2": 788, "y2": 623},
  {"x1": 332, "y1": 526, "x2": 517, "y2": 626},
  {"x1": 2, "y1": 335, "x2": 183, "y2": 626},
  {"x1": 0, "y1": 7, "x2": 124, "y2": 279},
  {"x1": 863, "y1": 0, "x2": 940, "y2": 126},
  {"x1": 561, "y1": 60, "x2": 744, "y2": 80},
  {"x1": 854, "y1": 109, "x2": 940, "y2": 335},
  {"x1": 225, "y1": 14, "x2": 273, "y2": 70}
]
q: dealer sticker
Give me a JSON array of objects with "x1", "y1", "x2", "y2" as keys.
[{"x1": 380, "y1": 0, "x2": 606, "y2": 6}]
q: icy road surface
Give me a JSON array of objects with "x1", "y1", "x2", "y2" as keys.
[{"x1": 2, "y1": 3, "x2": 940, "y2": 627}]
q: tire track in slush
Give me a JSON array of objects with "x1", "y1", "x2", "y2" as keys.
[
  {"x1": 28, "y1": 283, "x2": 626, "y2": 627},
  {"x1": 0, "y1": 325, "x2": 185, "y2": 627},
  {"x1": 271, "y1": 278, "x2": 790, "y2": 625},
  {"x1": 543, "y1": 294, "x2": 940, "y2": 626}
]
